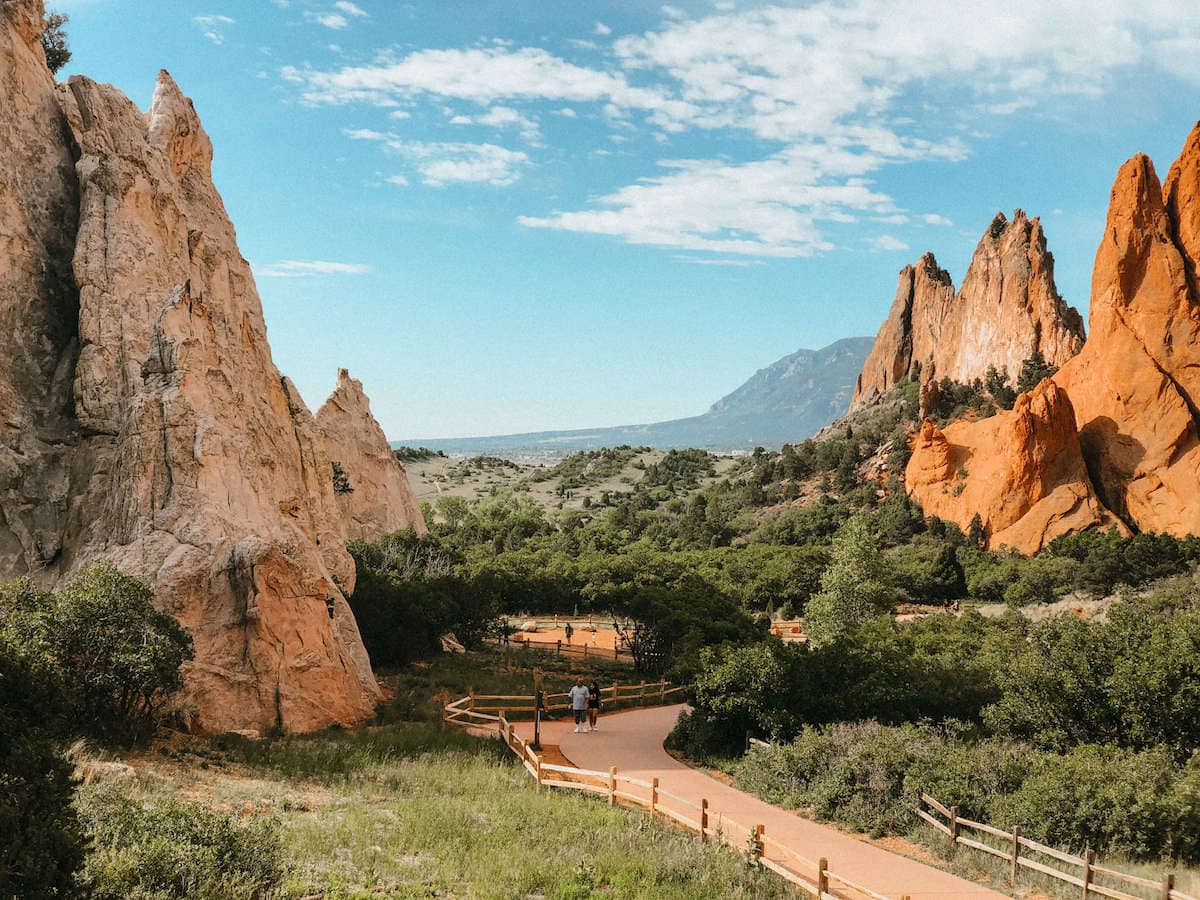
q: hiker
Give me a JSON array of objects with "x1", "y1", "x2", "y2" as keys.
[
  {"x1": 568, "y1": 677, "x2": 590, "y2": 733},
  {"x1": 564, "y1": 622, "x2": 574, "y2": 644},
  {"x1": 587, "y1": 679, "x2": 601, "y2": 731}
]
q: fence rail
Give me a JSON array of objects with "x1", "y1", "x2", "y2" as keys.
[
  {"x1": 444, "y1": 687, "x2": 914, "y2": 899},
  {"x1": 916, "y1": 794, "x2": 1196, "y2": 900},
  {"x1": 443, "y1": 680, "x2": 686, "y2": 728},
  {"x1": 490, "y1": 635, "x2": 636, "y2": 662}
]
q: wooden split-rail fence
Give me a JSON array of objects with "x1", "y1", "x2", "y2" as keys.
[
  {"x1": 490, "y1": 635, "x2": 635, "y2": 663},
  {"x1": 444, "y1": 685, "x2": 914, "y2": 899},
  {"x1": 917, "y1": 794, "x2": 1196, "y2": 900}
]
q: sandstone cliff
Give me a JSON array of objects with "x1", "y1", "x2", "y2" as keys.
[
  {"x1": 852, "y1": 211, "x2": 1085, "y2": 410},
  {"x1": 316, "y1": 369, "x2": 427, "y2": 543},
  {"x1": 906, "y1": 122, "x2": 1200, "y2": 552},
  {"x1": 0, "y1": 0, "x2": 423, "y2": 733}
]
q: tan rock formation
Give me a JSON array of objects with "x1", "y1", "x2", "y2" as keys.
[
  {"x1": 316, "y1": 369, "x2": 427, "y2": 543},
  {"x1": 852, "y1": 211, "x2": 1085, "y2": 410},
  {"x1": 0, "y1": 0, "x2": 79, "y2": 575},
  {"x1": 907, "y1": 121, "x2": 1200, "y2": 551},
  {"x1": 0, "y1": 0, "x2": 424, "y2": 733}
]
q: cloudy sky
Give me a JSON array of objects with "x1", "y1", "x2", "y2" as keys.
[{"x1": 56, "y1": 0, "x2": 1200, "y2": 438}]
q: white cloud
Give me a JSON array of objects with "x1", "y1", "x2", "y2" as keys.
[
  {"x1": 520, "y1": 143, "x2": 901, "y2": 257},
  {"x1": 307, "y1": 12, "x2": 348, "y2": 30},
  {"x1": 448, "y1": 105, "x2": 542, "y2": 143},
  {"x1": 661, "y1": 5, "x2": 686, "y2": 20},
  {"x1": 867, "y1": 234, "x2": 910, "y2": 252},
  {"x1": 285, "y1": 46, "x2": 699, "y2": 132},
  {"x1": 555, "y1": 107, "x2": 578, "y2": 118},
  {"x1": 346, "y1": 129, "x2": 529, "y2": 186},
  {"x1": 922, "y1": 213, "x2": 954, "y2": 226},
  {"x1": 594, "y1": 22, "x2": 612, "y2": 36},
  {"x1": 257, "y1": 259, "x2": 370, "y2": 278},
  {"x1": 334, "y1": 1, "x2": 368, "y2": 16},
  {"x1": 192, "y1": 14, "x2": 234, "y2": 45},
  {"x1": 673, "y1": 256, "x2": 762, "y2": 266},
  {"x1": 384, "y1": 174, "x2": 409, "y2": 186},
  {"x1": 387, "y1": 109, "x2": 411, "y2": 120}
]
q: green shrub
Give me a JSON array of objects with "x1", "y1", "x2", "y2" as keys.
[
  {"x1": 987, "y1": 744, "x2": 1187, "y2": 860},
  {"x1": 78, "y1": 783, "x2": 284, "y2": 899},
  {"x1": 0, "y1": 633, "x2": 84, "y2": 898},
  {"x1": 0, "y1": 566, "x2": 193, "y2": 745}
]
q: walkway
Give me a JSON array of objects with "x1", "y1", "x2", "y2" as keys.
[{"x1": 518, "y1": 704, "x2": 1006, "y2": 900}]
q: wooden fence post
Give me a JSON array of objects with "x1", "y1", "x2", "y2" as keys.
[
  {"x1": 639, "y1": 682, "x2": 647, "y2": 706},
  {"x1": 612, "y1": 682, "x2": 619, "y2": 708},
  {"x1": 1162, "y1": 873, "x2": 1175, "y2": 900},
  {"x1": 949, "y1": 805, "x2": 960, "y2": 847},
  {"x1": 608, "y1": 766, "x2": 617, "y2": 807},
  {"x1": 1010, "y1": 825, "x2": 1021, "y2": 884},
  {"x1": 700, "y1": 798, "x2": 709, "y2": 841},
  {"x1": 752, "y1": 824, "x2": 764, "y2": 863},
  {"x1": 556, "y1": 640, "x2": 561, "y2": 656},
  {"x1": 468, "y1": 689, "x2": 476, "y2": 715},
  {"x1": 1081, "y1": 848, "x2": 1094, "y2": 899},
  {"x1": 817, "y1": 858, "x2": 829, "y2": 895},
  {"x1": 497, "y1": 710, "x2": 505, "y2": 735},
  {"x1": 583, "y1": 643, "x2": 588, "y2": 659},
  {"x1": 650, "y1": 777, "x2": 659, "y2": 819}
]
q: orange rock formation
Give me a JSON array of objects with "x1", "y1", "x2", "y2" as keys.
[
  {"x1": 852, "y1": 211, "x2": 1085, "y2": 410},
  {"x1": 907, "y1": 122, "x2": 1200, "y2": 552}
]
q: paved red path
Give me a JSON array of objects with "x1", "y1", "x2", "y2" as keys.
[{"x1": 519, "y1": 704, "x2": 1006, "y2": 900}]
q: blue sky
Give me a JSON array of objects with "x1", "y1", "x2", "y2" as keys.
[{"x1": 53, "y1": 0, "x2": 1200, "y2": 439}]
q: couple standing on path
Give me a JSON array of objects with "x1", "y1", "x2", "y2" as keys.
[{"x1": 568, "y1": 677, "x2": 601, "y2": 733}]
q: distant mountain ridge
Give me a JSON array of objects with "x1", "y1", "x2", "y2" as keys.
[{"x1": 395, "y1": 337, "x2": 873, "y2": 455}]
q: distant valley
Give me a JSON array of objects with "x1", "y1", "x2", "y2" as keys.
[{"x1": 393, "y1": 336, "x2": 872, "y2": 459}]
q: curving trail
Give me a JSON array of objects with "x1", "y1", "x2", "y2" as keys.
[{"x1": 519, "y1": 704, "x2": 1006, "y2": 900}]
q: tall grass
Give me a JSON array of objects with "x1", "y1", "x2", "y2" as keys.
[{"x1": 88, "y1": 723, "x2": 793, "y2": 899}]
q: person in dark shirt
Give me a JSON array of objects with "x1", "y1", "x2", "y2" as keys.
[{"x1": 587, "y1": 680, "x2": 601, "y2": 731}]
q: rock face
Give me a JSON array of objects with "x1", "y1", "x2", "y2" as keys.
[
  {"x1": 906, "y1": 382, "x2": 1124, "y2": 552},
  {"x1": 907, "y1": 122, "x2": 1200, "y2": 552},
  {"x1": 0, "y1": 0, "x2": 424, "y2": 733},
  {"x1": 316, "y1": 369, "x2": 426, "y2": 543},
  {"x1": 852, "y1": 211, "x2": 1085, "y2": 410}
]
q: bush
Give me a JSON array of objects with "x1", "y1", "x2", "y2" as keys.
[
  {"x1": 987, "y1": 744, "x2": 1190, "y2": 860},
  {"x1": 78, "y1": 783, "x2": 284, "y2": 899},
  {"x1": 804, "y1": 516, "x2": 895, "y2": 646},
  {"x1": 0, "y1": 566, "x2": 193, "y2": 745},
  {"x1": 0, "y1": 633, "x2": 84, "y2": 898}
]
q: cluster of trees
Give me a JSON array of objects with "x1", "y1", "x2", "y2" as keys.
[
  {"x1": 1, "y1": 565, "x2": 195, "y2": 897},
  {"x1": 392, "y1": 446, "x2": 446, "y2": 462},
  {"x1": 926, "y1": 351, "x2": 1061, "y2": 424},
  {"x1": 669, "y1": 576, "x2": 1200, "y2": 861}
]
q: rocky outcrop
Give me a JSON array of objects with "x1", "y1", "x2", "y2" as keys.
[
  {"x1": 852, "y1": 211, "x2": 1085, "y2": 410},
  {"x1": 316, "y1": 369, "x2": 426, "y2": 542},
  {"x1": 907, "y1": 121, "x2": 1200, "y2": 552},
  {"x1": 0, "y1": 0, "x2": 425, "y2": 733},
  {"x1": 906, "y1": 382, "x2": 1123, "y2": 552}
]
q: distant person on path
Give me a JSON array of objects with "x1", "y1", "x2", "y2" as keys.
[
  {"x1": 569, "y1": 677, "x2": 590, "y2": 733},
  {"x1": 587, "y1": 679, "x2": 601, "y2": 731},
  {"x1": 564, "y1": 622, "x2": 574, "y2": 644}
]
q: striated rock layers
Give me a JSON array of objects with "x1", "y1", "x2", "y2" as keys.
[
  {"x1": 316, "y1": 369, "x2": 427, "y2": 543},
  {"x1": 907, "y1": 122, "x2": 1200, "y2": 553},
  {"x1": 0, "y1": 0, "x2": 423, "y2": 733},
  {"x1": 852, "y1": 211, "x2": 1085, "y2": 410}
]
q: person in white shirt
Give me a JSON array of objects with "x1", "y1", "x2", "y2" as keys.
[{"x1": 568, "y1": 678, "x2": 590, "y2": 732}]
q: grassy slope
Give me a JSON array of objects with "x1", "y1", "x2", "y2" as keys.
[{"x1": 91, "y1": 648, "x2": 787, "y2": 898}]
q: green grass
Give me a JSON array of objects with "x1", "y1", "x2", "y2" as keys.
[{"x1": 99, "y1": 722, "x2": 794, "y2": 899}]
